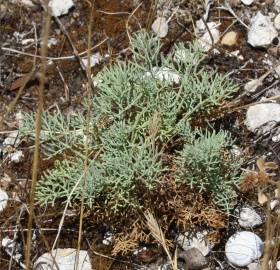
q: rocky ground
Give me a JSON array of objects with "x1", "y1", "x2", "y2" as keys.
[{"x1": 1, "y1": 0, "x2": 280, "y2": 269}]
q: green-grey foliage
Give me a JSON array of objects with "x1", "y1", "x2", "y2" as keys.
[
  {"x1": 20, "y1": 110, "x2": 97, "y2": 159},
  {"x1": 175, "y1": 130, "x2": 241, "y2": 212},
  {"x1": 20, "y1": 30, "x2": 241, "y2": 212}
]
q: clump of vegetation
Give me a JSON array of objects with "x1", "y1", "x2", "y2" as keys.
[
  {"x1": 175, "y1": 130, "x2": 241, "y2": 212},
  {"x1": 20, "y1": 30, "x2": 241, "y2": 213}
]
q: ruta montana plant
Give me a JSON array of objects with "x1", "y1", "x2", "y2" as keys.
[{"x1": 20, "y1": 30, "x2": 241, "y2": 212}]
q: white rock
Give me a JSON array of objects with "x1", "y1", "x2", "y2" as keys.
[
  {"x1": 10, "y1": 0, "x2": 34, "y2": 6},
  {"x1": 275, "y1": 14, "x2": 280, "y2": 30},
  {"x1": 248, "y1": 12, "x2": 278, "y2": 48},
  {"x1": 277, "y1": 260, "x2": 280, "y2": 270},
  {"x1": 238, "y1": 207, "x2": 262, "y2": 228},
  {"x1": 270, "y1": 200, "x2": 279, "y2": 210},
  {"x1": 49, "y1": 0, "x2": 74, "y2": 17},
  {"x1": 0, "y1": 189, "x2": 8, "y2": 212},
  {"x1": 152, "y1": 17, "x2": 168, "y2": 38},
  {"x1": 15, "y1": 111, "x2": 24, "y2": 127},
  {"x1": 245, "y1": 103, "x2": 280, "y2": 132},
  {"x1": 145, "y1": 67, "x2": 180, "y2": 84},
  {"x1": 102, "y1": 232, "x2": 114, "y2": 245},
  {"x1": 47, "y1": 38, "x2": 58, "y2": 48},
  {"x1": 177, "y1": 231, "x2": 213, "y2": 256},
  {"x1": 271, "y1": 131, "x2": 280, "y2": 142},
  {"x1": 21, "y1": 38, "x2": 34, "y2": 45},
  {"x1": 21, "y1": 0, "x2": 33, "y2": 6},
  {"x1": 248, "y1": 262, "x2": 260, "y2": 270},
  {"x1": 133, "y1": 246, "x2": 147, "y2": 256},
  {"x1": 241, "y1": 0, "x2": 254, "y2": 5},
  {"x1": 34, "y1": 248, "x2": 92, "y2": 270},
  {"x1": 3, "y1": 131, "x2": 20, "y2": 146},
  {"x1": 225, "y1": 231, "x2": 264, "y2": 267},
  {"x1": 2, "y1": 236, "x2": 22, "y2": 261},
  {"x1": 196, "y1": 21, "x2": 220, "y2": 52},
  {"x1": 81, "y1": 53, "x2": 102, "y2": 69},
  {"x1": 276, "y1": 0, "x2": 280, "y2": 12},
  {"x1": 9, "y1": 150, "x2": 24, "y2": 163}
]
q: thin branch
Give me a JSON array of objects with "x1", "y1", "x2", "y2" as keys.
[
  {"x1": 25, "y1": 4, "x2": 51, "y2": 269},
  {"x1": 1, "y1": 38, "x2": 108, "y2": 61}
]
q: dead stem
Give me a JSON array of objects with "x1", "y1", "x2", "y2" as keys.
[
  {"x1": 24, "y1": 3, "x2": 51, "y2": 270},
  {"x1": 75, "y1": 1, "x2": 94, "y2": 269}
]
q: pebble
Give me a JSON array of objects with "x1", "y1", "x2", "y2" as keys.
[
  {"x1": 248, "y1": 12, "x2": 278, "y2": 48},
  {"x1": 2, "y1": 236, "x2": 22, "y2": 262},
  {"x1": 48, "y1": 0, "x2": 74, "y2": 17},
  {"x1": 102, "y1": 231, "x2": 114, "y2": 245},
  {"x1": 3, "y1": 131, "x2": 20, "y2": 147},
  {"x1": 248, "y1": 262, "x2": 260, "y2": 270},
  {"x1": 178, "y1": 248, "x2": 208, "y2": 270},
  {"x1": 270, "y1": 200, "x2": 279, "y2": 210},
  {"x1": 274, "y1": 14, "x2": 280, "y2": 30},
  {"x1": 9, "y1": 150, "x2": 24, "y2": 163},
  {"x1": 238, "y1": 207, "x2": 263, "y2": 228},
  {"x1": 196, "y1": 21, "x2": 220, "y2": 51},
  {"x1": 225, "y1": 231, "x2": 264, "y2": 267},
  {"x1": 145, "y1": 67, "x2": 180, "y2": 84},
  {"x1": 0, "y1": 189, "x2": 8, "y2": 212},
  {"x1": 221, "y1": 31, "x2": 238, "y2": 46},
  {"x1": 34, "y1": 248, "x2": 92, "y2": 270},
  {"x1": 152, "y1": 17, "x2": 168, "y2": 38},
  {"x1": 241, "y1": 0, "x2": 254, "y2": 5},
  {"x1": 81, "y1": 53, "x2": 103, "y2": 69},
  {"x1": 11, "y1": 0, "x2": 34, "y2": 6},
  {"x1": 177, "y1": 231, "x2": 213, "y2": 256},
  {"x1": 276, "y1": 0, "x2": 280, "y2": 12},
  {"x1": 47, "y1": 38, "x2": 58, "y2": 48},
  {"x1": 245, "y1": 103, "x2": 280, "y2": 133}
]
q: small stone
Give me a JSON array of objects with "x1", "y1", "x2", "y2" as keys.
[
  {"x1": 47, "y1": 38, "x2": 58, "y2": 48},
  {"x1": 2, "y1": 236, "x2": 22, "y2": 261},
  {"x1": 225, "y1": 231, "x2": 264, "y2": 267},
  {"x1": 81, "y1": 53, "x2": 102, "y2": 69},
  {"x1": 152, "y1": 17, "x2": 168, "y2": 38},
  {"x1": 275, "y1": 14, "x2": 280, "y2": 30},
  {"x1": 270, "y1": 200, "x2": 279, "y2": 210},
  {"x1": 9, "y1": 150, "x2": 24, "y2": 163},
  {"x1": 102, "y1": 231, "x2": 114, "y2": 245},
  {"x1": 178, "y1": 248, "x2": 208, "y2": 270},
  {"x1": 177, "y1": 231, "x2": 213, "y2": 256},
  {"x1": 221, "y1": 31, "x2": 238, "y2": 46},
  {"x1": 34, "y1": 248, "x2": 92, "y2": 270},
  {"x1": 277, "y1": 260, "x2": 280, "y2": 270},
  {"x1": 248, "y1": 262, "x2": 260, "y2": 270},
  {"x1": 10, "y1": 0, "x2": 34, "y2": 6},
  {"x1": 275, "y1": 188, "x2": 279, "y2": 198},
  {"x1": 15, "y1": 111, "x2": 24, "y2": 127},
  {"x1": 145, "y1": 67, "x2": 180, "y2": 84},
  {"x1": 48, "y1": 0, "x2": 74, "y2": 17},
  {"x1": 238, "y1": 207, "x2": 263, "y2": 228},
  {"x1": 245, "y1": 103, "x2": 280, "y2": 133},
  {"x1": 3, "y1": 131, "x2": 20, "y2": 147},
  {"x1": 196, "y1": 21, "x2": 220, "y2": 52},
  {"x1": 0, "y1": 189, "x2": 8, "y2": 212},
  {"x1": 248, "y1": 12, "x2": 278, "y2": 48},
  {"x1": 276, "y1": 0, "x2": 280, "y2": 12},
  {"x1": 241, "y1": 0, "x2": 254, "y2": 5}
]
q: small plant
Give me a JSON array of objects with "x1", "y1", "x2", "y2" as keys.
[
  {"x1": 20, "y1": 30, "x2": 241, "y2": 212},
  {"x1": 175, "y1": 130, "x2": 241, "y2": 212}
]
